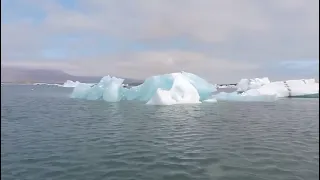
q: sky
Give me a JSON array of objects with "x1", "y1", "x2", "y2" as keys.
[{"x1": 1, "y1": 0, "x2": 319, "y2": 83}]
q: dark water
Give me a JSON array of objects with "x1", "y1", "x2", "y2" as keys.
[{"x1": 1, "y1": 85, "x2": 319, "y2": 180}]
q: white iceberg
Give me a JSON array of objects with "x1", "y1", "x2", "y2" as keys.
[
  {"x1": 214, "y1": 78, "x2": 319, "y2": 102},
  {"x1": 33, "y1": 80, "x2": 90, "y2": 88},
  {"x1": 245, "y1": 79, "x2": 319, "y2": 98},
  {"x1": 70, "y1": 76, "x2": 122, "y2": 101},
  {"x1": 236, "y1": 77, "x2": 270, "y2": 92},
  {"x1": 70, "y1": 73, "x2": 318, "y2": 105},
  {"x1": 214, "y1": 92, "x2": 277, "y2": 102},
  {"x1": 62, "y1": 80, "x2": 81, "y2": 88},
  {"x1": 71, "y1": 72, "x2": 216, "y2": 105},
  {"x1": 146, "y1": 74, "x2": 201, "y2": 105},
  {"x1": 33, "y1": 82, "x2": 61, "y2": 86},
  {"x1": 217, "y1": 84, "x2": 237, "y2": 89}
]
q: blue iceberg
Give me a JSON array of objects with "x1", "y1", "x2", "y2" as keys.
[
  {"x1": 70, "y1": 72, "x2": 217, "y2": 105},
  {"x1": 71, "y1": 76, "x2": 124, "y2": 102}
]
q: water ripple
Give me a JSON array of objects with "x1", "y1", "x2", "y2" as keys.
[{"x1": 1, "y1": 86, "x2": 319, "y2": 180}]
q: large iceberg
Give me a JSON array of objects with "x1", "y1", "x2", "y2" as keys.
[
  {"x1": 70, "y1": 72, "x2": 216, "y2": 105},
  {"x1": 245, "y1": 79, "x2": 319, "y2": 98},
  {"x1": 211, "y1": 77, "x2": 275, "y2": 102},
  {"x1": 70, "y1": 73, "x2": 318, "y2": 105},
  {"x1": 214, "y1": 78, "x2": 318, "y2": 102}
]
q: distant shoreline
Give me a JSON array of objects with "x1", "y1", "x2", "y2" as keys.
[
  {"x1": 1, "y1": 81, "x2": 238, "y2": 87},
  {"x1": 1, "y1": 81, "x2": 63, "y2": 84}
]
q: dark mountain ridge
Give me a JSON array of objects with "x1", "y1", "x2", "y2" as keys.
[{"x1": 1, "y1": 65, "x2": 142, "y2": 84}]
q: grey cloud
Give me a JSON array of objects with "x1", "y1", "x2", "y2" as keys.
[
  {"x1": 1, "y1": 0, "x2": 318, "y2": 82},
  {"x1": 34, "y1": 0, "x2": 271, "y2": 42},
  {"x1": 1, "y1": 50, "x2": 260, "y2": 83},
  {"x1": 33, "y1": 0, "x2": 318, "y2": 43}
]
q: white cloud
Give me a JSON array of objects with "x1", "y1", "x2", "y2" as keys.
[
  {"x1": 1, "y1": 0, "x2": 319, "y2": 82},
  {"x1": 30, "y1": 0, "x2": 271, "y2": 42},
  {"x1": 24, "y1": 0, "x2": 316, "y2": 43}
]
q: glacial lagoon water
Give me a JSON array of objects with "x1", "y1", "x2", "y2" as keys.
[{"x1": 1, "y1": 85, "x2": 319, "y2": 180}]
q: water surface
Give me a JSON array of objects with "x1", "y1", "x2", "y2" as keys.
[{"x1": 1, "y1": 85, "x2": 319, "y2": 180}]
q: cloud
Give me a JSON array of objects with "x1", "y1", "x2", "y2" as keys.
[
  {"x1": 259, "y1": 59, "x2": 319, "y2": 80},
  {"x1": 1, "y1": 50, "x2": 260, "y2": 83},
  {"x1": 278, "y1": 60, "x2": 319, "y2": 70},
  {"x1": 18, "y1": 0, "x2": 317, "y2": 42},
  {"x1": 1, "y1": 0, "x2": 319, "y2": 83}
]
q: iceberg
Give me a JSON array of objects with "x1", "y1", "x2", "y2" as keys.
[
  {"x1": 236, "y1": 77, "x2": 270, "y2": 92},
  {"x1": 245, "y1": 79, "x2": 319, "y2": 98},
  {"x1": 33, "y1": 82, "x2": 61, "y2": 86},
  {"x1": 180, "y1": 72, "x2": 217, "y2": 100},
  {"x1": 70, "y1": 76, "x2": 123, "y2": 101},
  {"x1": 101, "y1": 76, "x2": 124, "y2": 102},
  {"x1": 217, "y1": 84, "x2": 237, "y2": 89},
  {"x1": 71, "y1": 72, "x2": 216, "y2": 105},
  {"x1": 33, "y1": 80, "x2": 91, "y2": 88},
  {"x1": 62, "y1": 80, "x2": 81, "y2": 88},
  {"x1": 70, "y1": 83, "x2": 93, "y2": 99},
  {"x1": 70, "y1": 72, "x2": 318, "y2": 105},
  {"x1": 146, "y1": 74, "x2": 201, "y2": 105},
  {"x1": 214, "y1": 78, "x2": 318, "y2": 102},
  {"x1": 213, "y1": 92, "x2": 277, "y2": 102}
]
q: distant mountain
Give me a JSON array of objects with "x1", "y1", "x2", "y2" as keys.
[{"x1": 1, "y1": 65, "x2": 142, "y2": 84}]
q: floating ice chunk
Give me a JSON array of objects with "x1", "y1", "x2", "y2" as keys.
[
  {"x1": 101, "y1": 76, "x2": 124, "y2": 102},
  {"x1": 237, "y1": 77, "x2": 270, "y2": 92},
  {"x1": 70, "y1": 72, "x2": 216, "y2": 105},
  {"x1": 168, "y1": 74, "x2": 201, "y2": 104},
  {"x1": 214, "y1": 78, "x2": 319, "y2": 101},
  {"x1": 122, "y1": 74, "x2": 175, "y2": 101},
  {"x1": 70, "y1": 83, "x2": 93, "y2": 99},
  {"x1": 86, "y1": 85, "x2": 103, "y2": 100},
  {"x1": 217, "y1": 84, "x2": 236, "y2": 89},
  {"x1": 147, "y1": 74, "x2": 201, "y2": 105},
  {"x1": 248, "y1": 79, "x2": 319, "y2": 98},
  {"x1": 181, "y1": 71, "x2": 217, "y2": 100},
  {"x1": 146, "y1": 89, "x2": 177, "y2": 105},
  {"x1": 33, "y1": 80, "x2": 93, "y2": 88},
  {"x1": 214, "y1": 92, "x2": 277, "y2": 102},
  {"x1": 33, "y1": 82, "x2": 61, "y2": 86},
  {"x1": 71, "y1": 76, "x2": 124, "y2": 101},
  {"x1": 62, "y1": 80, "x2": 81, "y2": 87}
]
